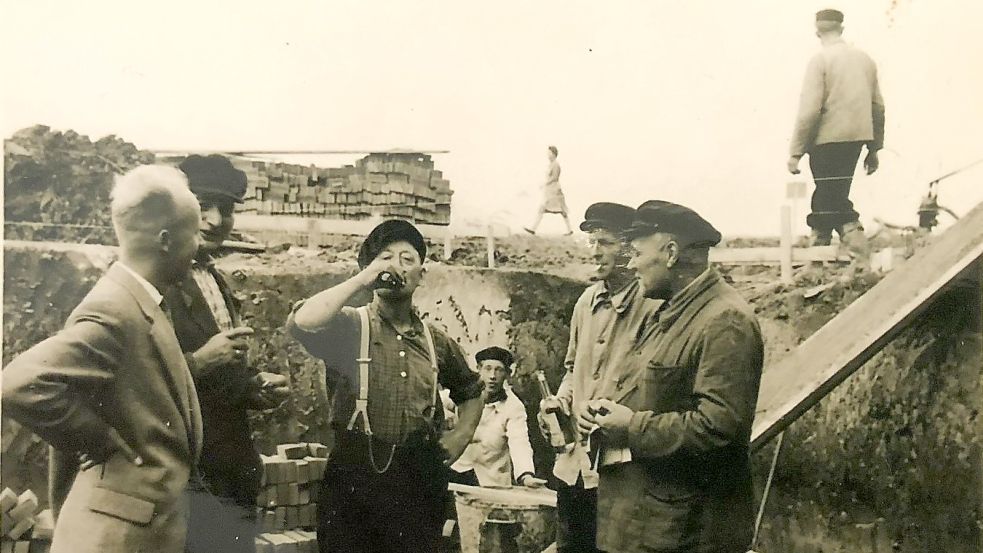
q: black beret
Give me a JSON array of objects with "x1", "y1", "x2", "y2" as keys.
[
  {"x1": 178, "y1": 154, "x2": 247, "y2": 203},
  {"x1": 579, "y1": 202, "x2": 636, "y2": 233},
  {"x1": 816, "y1": 9, "x2": 844, "y2": 22},
  {"x1": 623, "y1": 200, "x2": 722, "y2": 247},
  {"x1": 357, "y1": 219, "x2": 427, "y2": 269},
  {"x1": 475, "y1": 346, "x2": 514, "y2": 369}
]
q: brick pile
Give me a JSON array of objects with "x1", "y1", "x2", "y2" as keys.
[
  {"x1": 166, "y1": 152, "x2": 453, "y2": 225},
  {"x1": 254, "y1": 443, "x2": 329, "y2": 553},
  {"x1": 0, "y1": 488, "x2": 53, "y2": 553}
]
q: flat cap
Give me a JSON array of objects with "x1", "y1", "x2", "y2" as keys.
[
  {"x1": 816, "y1": 9, "x2": 844, "y2": 22},
  {"x1": 358, "y1": 219, "x2": 427, "y2": 269},
  {"x1": 475, "y1": 346, "x2": 514, "y2": 369},
  {"x1": 579, "y1": 202, "x2": 636, "y2": 233},
  {"x1": 178, "y1": 154, "x2": 247, "y2": 203},
  {"x1": 623, "y1": 200, "x2": 722, "y2": 247}
]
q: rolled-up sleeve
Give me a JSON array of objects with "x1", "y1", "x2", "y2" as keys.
[
  {"x1": 286, "y1": 302, "x2": 359, "y2": 365},
  {"x1": 505, "y1": 398, "x2": 537, "y2": 479},
  {"x1": 627, "y1": 309, "x2": 763, "y2": 459},
  {"x1": 435, "y1": 332, "x2": 484, "y2": 405}
]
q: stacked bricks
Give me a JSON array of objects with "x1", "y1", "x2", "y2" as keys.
[
  {"x1": 0, "y1": 488, "x2": 53, "y2": 553},
  {"x1": 161, "y1": 153, "x2": 453, "y2": 225},
  {"x1": 254, "y1": 443, "x2": 329, "y2": 553}
]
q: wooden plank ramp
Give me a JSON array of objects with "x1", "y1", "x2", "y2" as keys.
[{"x1": 751, "y1": 201, "x2": 983, "y2": 450}]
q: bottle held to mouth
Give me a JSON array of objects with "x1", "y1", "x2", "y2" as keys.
[{"x1": 374, "y1": 271, "x2": 405, "y2": 290}]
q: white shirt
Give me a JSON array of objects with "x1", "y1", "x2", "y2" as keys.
[
  {"x1": 117, "y1": 262, "x2": 163, "y2": 306},
  {"x1": 448, "y1": 388, "x2": 537, "y2": 487}
]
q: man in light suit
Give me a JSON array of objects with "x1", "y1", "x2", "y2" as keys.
[
  {"x1": 2, "y1": 165, "x2": 204, "y2": 553},
  {"x1": 788, "y1": 9, "x2": 885, "y2": 252}
]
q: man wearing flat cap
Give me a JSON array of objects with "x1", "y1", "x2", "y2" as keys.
[
  {"x1": 788, "y1": 8, "x2": 884, "y2": 255},
  {"x1": 539, "y1": 202, "x2": 660, "y2": 553},
  {"x1": 578, "y1": 201, "x2": 763, "y2": 553},
  {"x1": 447, "y1": 346, "x2": 545, "y2": 488},
  {"x1": 287, "y1": 219, "x2": 485, "y2": 553},
  {"x1": 166, "y1": 154, "x2": 291, "y2": 553}
]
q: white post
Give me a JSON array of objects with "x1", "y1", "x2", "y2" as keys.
[
  {"x1": 780, "y1": 204, "x2": 793, "y2": 284},
  {"x1": 486, "y1": 224, "x2": 495, "y2": 268},
  {"x1": 443, "y1": 231, "x2": 453, "y2": 261}
]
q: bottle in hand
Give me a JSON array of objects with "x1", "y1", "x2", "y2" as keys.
[{"x1": 536, "y1": 369, "x2": 577, "y2": 451}]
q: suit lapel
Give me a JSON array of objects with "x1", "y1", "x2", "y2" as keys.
[{"x1": 106, "y1": 264, "x2": 202, "y2": 461}]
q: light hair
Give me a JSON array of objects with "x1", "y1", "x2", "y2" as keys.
[{"x1": 110, "y1": 165, "x2": 200, "y2": 239}]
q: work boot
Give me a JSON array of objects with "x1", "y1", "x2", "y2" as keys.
[
  {"x1": 837, "y1": 222, "x2": 871, "y2": 265},
  {"x1": 810, "y1": 230, "x2": 833, "y2": 247}
]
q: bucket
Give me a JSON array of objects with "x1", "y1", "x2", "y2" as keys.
[{"x1": 453, "y1": 486, "x2": 557, "y2": 553}]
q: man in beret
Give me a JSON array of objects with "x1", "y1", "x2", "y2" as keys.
[
  {"x1": 166, "y1": 154, "x2": 291, "y2": 553},
  {"x1": 579, "y1": 201, "x2": 763, "y2": 553},
  {"x1": 447, "y1": 346, "x2": 545, "y2": 488},
  {"x1": 539, "y1": 202, "x2": 661, "y2": 553},
  {"x1": 287, "y1": 219, "x2": 485, "y2": 553},
  {"x1": 788, "y1": 8, "x2": 884, "y2": 256}
]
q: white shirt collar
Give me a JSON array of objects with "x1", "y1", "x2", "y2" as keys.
[{"x1": 117, "y1": 262, "x2": 164, "y2": 306}]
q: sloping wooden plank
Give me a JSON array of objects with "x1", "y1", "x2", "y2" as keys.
[{"x1": 751, "y1": 201, "x2": 983, "y2": 450}]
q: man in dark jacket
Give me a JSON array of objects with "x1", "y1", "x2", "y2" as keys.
[
  {"x1": 579, "y1": 201, "x2": 764, "y2": 553},
  {"x1": 167, "y1": 154, "x2": 290, "y2": 553}
]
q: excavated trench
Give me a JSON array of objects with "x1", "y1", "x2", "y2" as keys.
[{"x1": 2, "y1": 242, "x2": 979, "y2": 552}]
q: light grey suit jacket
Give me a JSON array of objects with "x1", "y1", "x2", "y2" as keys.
[
  {"x1": 790, "y1": 38, "x2": 886, "y2": 156},
  {"x1": 2, "y1": 263, "x2": 202, "y2": 553}
]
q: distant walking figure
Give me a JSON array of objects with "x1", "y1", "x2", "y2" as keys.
[
  {"x1": 525, "y1": 145, "x2": 574, "y2": 235},
  {"x1": 787, "y1": 9, "x2": 884, "y2": 256}
]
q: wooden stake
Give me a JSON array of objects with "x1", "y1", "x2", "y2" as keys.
[
  {"x1": 780, "y1": 204, "x2": 793, "y2": 284},
  {"x1": 486, "y1": 224, "x2": 495, "y2": 268}
]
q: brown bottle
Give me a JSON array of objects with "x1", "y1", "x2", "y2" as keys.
[{"x1": 535, "y1": 370, "x2": 577, "y2": 450}]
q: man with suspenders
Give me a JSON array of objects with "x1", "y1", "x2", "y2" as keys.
[{"x1": 287, "y1": 219, "x2": 484, "y2": 553}]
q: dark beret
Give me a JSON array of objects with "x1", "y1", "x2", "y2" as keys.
[
  {"x1": 178, "y1": 154, "x2": 247, "y2": 203},
  {"x1": 579, "y1": 202, "x2": 636, "y2": 233},
  {"x1": 623, "y1": 200, "x2": 722, "y2": 248},
  {"x1": 475, "y1": 346, "x2": 514, "y2": 369},
  {"x1": 816, "y1": 9, "x2": 844, "y2": 22},
  {"x1": 358, "y1": 219, "x2": 427, "y2": 269}
]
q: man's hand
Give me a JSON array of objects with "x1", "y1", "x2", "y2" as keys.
[
  {"x1": 591, "y1": 399, "x2": 634, "y2": 446},
  {"x1": 253, "y1": 372, "x2": 290, "y2": 409},
  {"x1": 518, "y1": 473, "x2": 548, "y2": 488},
  {"x1": 355, "y1": 256, "x2": 400, "y2": 289},
  {"x1": 864, "y1": 150, "x2": 880, "y2": 175},
  {"x1": 192, "y1": 327, "x2": 254, "y2": 375},
  {"x1": 576, "y1": 404, "x2": 599, "y2": 437},
  {"x1": 79, "y1": 427, "x2": 143, "y2": 471},
  {"x1": 787, "y1": 156, "x2": 802, "y2": 175},
  {"x1": 439, "y1": 429, "x2": 472, "y2": 466},
  {"x1": 539, "y1": 396, "x2": 570, "y2": 417}
]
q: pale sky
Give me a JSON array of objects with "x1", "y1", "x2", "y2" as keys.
[{"x1": 2, "y1": 0, "x2": 981, "y2": 236}]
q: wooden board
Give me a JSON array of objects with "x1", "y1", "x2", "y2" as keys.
[
  {"x1": 710, "y1": 246, "x2": 838, "y2": 265},
  {"x1": 448, "y1": 483, "x2": 557, "y2": 508},
  {"x1": 751, "y1": 202, "x2": 983, "y2": 450}
]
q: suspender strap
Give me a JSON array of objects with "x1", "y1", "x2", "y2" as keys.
[
  {"x1": 347, "y1": 305, "x2": 373, "y2": 434},
  {"x1": 346, "y1": 305, "x2": 441, "y2": 435},
  {"x1": 420, "y1": 322, "x2": 440, "y2": 408}
]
